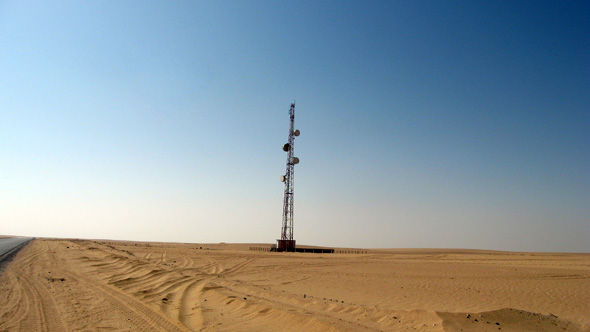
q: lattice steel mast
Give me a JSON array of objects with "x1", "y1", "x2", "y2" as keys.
[{"x1": 278, "y1": 102, "x2": 299, "y2": 251}]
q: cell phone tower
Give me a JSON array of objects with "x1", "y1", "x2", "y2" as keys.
[{"x1": 278, "y1": 102, "x2": 300, "y2": 252}]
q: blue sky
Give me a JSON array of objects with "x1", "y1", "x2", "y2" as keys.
[{"x1": 1, "y1": 1, "x2": 588, "y2": 251}]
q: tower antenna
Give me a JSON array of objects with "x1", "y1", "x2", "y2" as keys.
[{"x1": 278, "y1": 102, "x2": 299, "y2": 252}]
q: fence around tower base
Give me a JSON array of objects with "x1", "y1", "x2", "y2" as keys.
[{"x1": 248, "y1": 246, "x2": 368, "y2": 254}]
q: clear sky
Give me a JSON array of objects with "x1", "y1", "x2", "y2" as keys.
[{"x1": 1, "y1": 1, "x2": 588, "y2": 252}]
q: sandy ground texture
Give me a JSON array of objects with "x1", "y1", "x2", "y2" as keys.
[{"x1": 0, "y1": 239, "x2": 588, "y2": 331}]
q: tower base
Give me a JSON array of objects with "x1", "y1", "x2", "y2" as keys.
[{"x1": 276, "y1": 239, "x2": 296, "y2": 252}]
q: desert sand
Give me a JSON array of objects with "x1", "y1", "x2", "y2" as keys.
[{"x1": 0, "y1": 239, "x2": 588, "y2": 331}]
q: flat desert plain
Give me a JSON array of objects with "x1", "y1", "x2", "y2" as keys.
[{"x1": 0, "y1": 239, "x2": 588, "y2": 331}]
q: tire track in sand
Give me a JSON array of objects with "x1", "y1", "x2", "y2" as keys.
[
  {"x1": 63, "y1": 269, "x2": 189, "y2": 332},
  {"x1": 0, "y1": 240, "x2": 66, "y2": 331},
  {"x1": 0, "y1": 271, "x2": 29, "y2": 330},
  {"x1": 15, "y1": 269, "x2": 66, "y2": 331},
  {"x1": 178, "y1": 278, "x2": 212, "y2": 330}
]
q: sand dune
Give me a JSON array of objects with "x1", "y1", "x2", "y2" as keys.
[{"x1": 0, "y1": 239, "x2": 588, "y2": 331}]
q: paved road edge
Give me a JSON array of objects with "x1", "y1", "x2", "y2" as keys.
[{"x1": 0, "y1": 238, "x2": 34, "y2": 270}]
